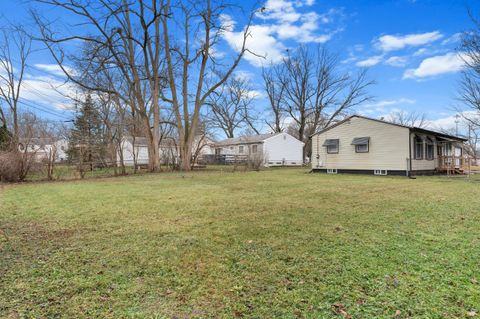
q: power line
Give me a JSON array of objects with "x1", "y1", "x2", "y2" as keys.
[
  {"x1": 17, "y1": 100, "x2": 72, "y2": 120},
  {"x1": 21, "y1": 81, "x2": 72, "y2": 106}
]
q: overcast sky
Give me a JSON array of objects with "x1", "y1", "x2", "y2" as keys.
[{"x1": 0, "y1": 0, "x2": 478, "y2": 135}]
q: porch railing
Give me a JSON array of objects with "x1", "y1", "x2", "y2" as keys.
[{"x1": 437, "y1": 155, "x2": 471, "y2": 173}]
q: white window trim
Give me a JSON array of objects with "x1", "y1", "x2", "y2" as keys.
[{"x1": 374, "y1": 169, "x2": 388, "y2": 176}]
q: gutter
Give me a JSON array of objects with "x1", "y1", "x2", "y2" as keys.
[{"x1": 408, "y1": 130, "x2": 413, "y2": 178}]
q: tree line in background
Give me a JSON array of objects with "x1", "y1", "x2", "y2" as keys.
[
  {"x1": 458, "y1": 11, "x2": 480, "y2": 161},
  {"x1": 0, "y1": 1, "x2": 480, "y2": 182},
  {"x1": 31, "y1": 0, "x2": 257, "y2": 172}
]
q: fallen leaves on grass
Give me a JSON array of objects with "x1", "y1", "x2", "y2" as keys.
[{"x1": 332, "y1": 303, "x2": 352, "y2": 319}]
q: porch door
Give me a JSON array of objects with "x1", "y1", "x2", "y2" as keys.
[
  {"x1": 440, "y1": 142, "x2": 452, "y2": 168},
  {"x1": 444, "y1": 143, "x2": 452, "y2": 156}
]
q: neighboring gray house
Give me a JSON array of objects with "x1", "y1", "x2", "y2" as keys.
[
  {"x1": 214, "y1": 132, "x2": 304, "y2": 166},
  {"x1": 311, "y1": 115, "x2": 469, "y2": 176}
]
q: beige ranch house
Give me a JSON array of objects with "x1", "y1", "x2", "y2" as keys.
[{"x1": 311, "y1": 115, "x2": 468, "y2": 176}]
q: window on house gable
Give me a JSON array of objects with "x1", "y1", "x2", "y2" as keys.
[
  {"x1": 351, "y1": 137, "x2": 370, "y2": 153},
  {"x1": 252, "y1": 145, "x2": 257, "y2": 153},
  {"x1": 239, "y1": 145, "x2": 244, "y2": 153},
  {"x1": 414, "y1": 135, "x2": 424, "y2": 160},
  {"x1": 356, "y1": 144, "x2": 369, "y2": 153},
  {"x1": 323, "y1": 139, "x2": 339, "y2": 154}
]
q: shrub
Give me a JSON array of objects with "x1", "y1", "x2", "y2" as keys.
[
  {"x1": 0, "y1": 151, "x2": 24, "y2": 182},
  {"x1": 246, "y1": 152, "x2": 265, "y2": 171},
  {"x1": 0, "y1": 150, "x2": 41, "y2": 182}
]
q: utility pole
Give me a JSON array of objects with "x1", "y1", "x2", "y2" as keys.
[
  {"x1": 455, "y1": 114, "x2": 460, "y2": 136},
  {"x1": 468, "y1": 123, "x2": 472, "y2": 143}
]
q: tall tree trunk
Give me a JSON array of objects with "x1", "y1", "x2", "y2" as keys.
[
  {"x1": 180, "y1": 139, "x2": 192, "y2": 171},
  {"x1": 147, "y1": 138, "x2": 161, "y2": 172},
  {"x1": 299, "y1": 115, "x2": 306, "y2": 162},
  {"x1": 13, "y1": 105, "x2": 18, "y2": 141}
]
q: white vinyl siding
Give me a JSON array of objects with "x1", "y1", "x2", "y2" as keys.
[{"x1": 263, "y1": 133, "x2": 304, "y2": 166}]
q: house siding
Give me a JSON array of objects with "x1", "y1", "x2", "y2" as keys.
[
  {"x1": 263, "y1": 133, "x2": 304, "y2": 166},
  {"x1": 215, "y1": 143, "x2": 264, "y2": 156},
  {"x1": 18, "y1": 139, "x2": 69, "y2": 163},
  {"x1": 119, "y1": 139, "x2": 149, "y2": 165},
  {"x1": 311, "y1": 117, "x2": 410, "y2": 172},
  {"x1": 213, "y1": 133, "x2": 304, "y2": 166}
]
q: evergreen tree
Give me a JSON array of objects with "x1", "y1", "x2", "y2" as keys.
[
  {"x1": 0, "y1": 123, "x2": 11, "y2": 151},
  {"x1": 68, "y1": 93, "x2": 105, "y2": 170}
]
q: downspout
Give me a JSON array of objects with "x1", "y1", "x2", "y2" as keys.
[{"x1": 408, "y1": 130, "x2": 413, "y2": 178}]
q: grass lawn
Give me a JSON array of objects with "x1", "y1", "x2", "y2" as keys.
[{"x1": 1, "y1": 169, "x2": 480, "y2": 318}]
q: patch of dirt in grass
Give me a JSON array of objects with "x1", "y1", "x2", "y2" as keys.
[
  {"x1": 3, "y1": 220, "x2": 75, "y2": 243},
  {"x1": 1, "y1": 221, "x2": 77, "y2": 276}
]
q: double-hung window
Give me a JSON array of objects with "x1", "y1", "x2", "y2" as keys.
[
  {"x1": 351, "y1": 137, "x2": 370, "y2": 153},
  {"x1": 414, "y1": 135, "x2": 424, "y2": 160},
  {"x1": 425, "y1": 137, "x2": 434, "y2": 160},
  {"x1": 323, "y1": 139, "x2": 339, "y2": 154}
]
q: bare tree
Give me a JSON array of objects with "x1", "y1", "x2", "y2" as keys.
[
  {"x1": 191, "y1": 133, "x2": 208, "y2": 169},
  {"x1": 161, "y1": 0, "x2": 258, "y2": 170},
  {"x1": 262, "y1": 65, "x2": 285, "y2": 133},
  {"x1": 37, "y1": 120, "x2": 67, "y2": 181},
  {"x1": 0, "y1": 26, "x2": 32, "y2": 142},
  {"x1": 278, "y1": 46, "x2": 374, "y2": 160},
  {"x1": 460, "y1": 10, "x2": 480, "y2": 110},
  {"x1": 95, "y1": 91, "x2": 121, "y2": 174},
  {"x1": 459, "y1": 14, "x2": 480, "y2": 127},
  {"x1": 33, "y1": 0, "x2": 258, "y2": 172},
  {"x1": 206, "y1": 77, "x2": 258, "y2": 138},
  {"x1": 386, "y1": 110, "x2": 429, "y2": 128},
  {"x1": 454, "y1": 10, "x2": 480, "y2": 161},
  {"x1": 466, "y1": 121, "x2": 480, "y2": 159},
  {"x1": 32, "y1": 0, "x2": 166, "y2": 172}
]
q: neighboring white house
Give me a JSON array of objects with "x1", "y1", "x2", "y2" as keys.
[
  {"x1": 311, "y1": 115, "x2": 469, "y2": 176},
  {"x1": 18, "y1": 138, "x2": 68, "y2": 163},
  {"x1": 118, "y1": 136, "x2": 216, "y2": 166},
  {"x1": 214, "y1": 132, "x2": 304, "y2": 166}
]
